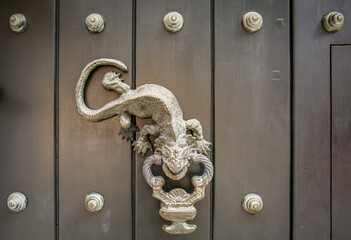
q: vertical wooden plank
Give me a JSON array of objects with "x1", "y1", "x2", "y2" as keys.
[
  {"x1": 59, "y1": 1, "x2": 132, "y2": 239},
  {"x1": 135, "y1": 0, "x2": 211, "y2": 239},
  {"x1": 293, "y1": 1, "x2": 351, "y2": 239},
  {"x1": 0, "y1": 0, "x2": 55, "y2": 239},
  {"x1": 331, "y1": 45, "x2": 351, "y2": 240},
  {"x1": 214, "y1": 0, "x2": 290, "y2": 239}
]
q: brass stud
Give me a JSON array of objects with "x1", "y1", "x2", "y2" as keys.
[
  {"x1": 163, "y1": 12, "x2": 184, "y2": 33},
  {"x1": 7, "y1": 192, "x2": 27, "y2": 212},
  {"x1": 85, "y1": 13, "x2": 105, "y2": 34},
  {"x1": 9, "y1": 13, "x2": 28, "y2": 33},
  {"x1": 242, "y1": 11, "x2": 263, "y2": 33},
  {"x1": 85, "y1": 192, "x2": 104, "y2": 212},
  {"x1": 323, "y1": 11, "x2": 344, "y2": 32},
  {"x1": 242, "y1": 193, "x2": 263, "y2": 214}
]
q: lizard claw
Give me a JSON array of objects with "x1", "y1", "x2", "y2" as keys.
[
  {"x1": 196, "y1": 139, "x2": 212, "y2": 156},
  {"x1": 119, "y1": 124, "x2": 139, "y2": 142},
  {"x1": 132, "y1": 139, "x2": 153, "y2": 155}
]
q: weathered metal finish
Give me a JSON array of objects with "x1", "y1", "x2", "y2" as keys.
[
  {"x1": 242, "y1": 193, "x2": 263, "y2": 215},
  {"x1": 75, "y1": 58, "x2": 211, "y2": 181},
  {"x1": 85, "y1": 13, "x2": 105, "y2": 33},
  {"x1": 163, "y1": 12, "x2": 184, "y2": 32},
  {"x1": 9, "y1": 13, "x2": 28, "y2": 33},
  {"x1": 143, "y1": 154, "x2": 213, "y2": 234},
  {"x1": 84, "y1": 192, "x2": 104, "y2": 212},
  {"x1": 75, "y1": 58, "x2": 212, "y2": 234},
  {"x1": 7, "y1": 192, "x2": 27, "y2": 213},
  {"x1": 323, "y1": 11, "x2": 344, "y2": 32},
  {"x1": 242, "y1": 11, "x2": 263, "y2": 33}
]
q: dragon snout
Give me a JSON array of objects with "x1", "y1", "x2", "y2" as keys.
[
  {"x1": 167, "y1": 163, "x2": 183, "y2": 175},
  {"x1": 162, "y1": 156, "x2": 190, "y2": 180}
]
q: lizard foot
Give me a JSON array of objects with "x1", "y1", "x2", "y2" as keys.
[
  {"x1": 119, "y1": 124, "x2": 139, "y2": 142},
  {"x1": 132, "y1": 139, "x2": 153, "y2": 155},
  {"x1": 196, "y1": 139, "x2": 212, "y2": 156}
]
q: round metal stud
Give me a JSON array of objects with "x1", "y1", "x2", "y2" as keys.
[
  {"x1": 163, "y1": 11, "x2": 184, "y2": 33},
  {"x1": 242, "y1": 11, "x2": 263, "y2": 33},
  {"x1": 7, "y1": 192, "x2": 27, "y2": 212},
  {"x1": 323, "y1": 11, "x2": 344, "y2": 32},
  {"x1": 85, "y1": 192, "x2": 104, "y2": 212},
  {"x1": 242, "y1": 193, "x2": 263, "y2": 215},
  {"x1": 85, "y1": 13, "x2": 105, "y2": 34},
  {"x1": 9, "y1": 13, "x2": 28, "y2": 33}
]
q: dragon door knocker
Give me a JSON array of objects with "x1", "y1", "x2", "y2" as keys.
[{"x1": 75, "y1": 58, "x2": 214, "y2": 234}]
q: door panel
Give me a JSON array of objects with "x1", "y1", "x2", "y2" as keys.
[
  {"x1": 2, "y1": 0, "x2": 351, "y2": 239},
  {"x1": 214, "y1": 0, "x2": 290, "y2": 239},
  {"x1": 331, "y1": 45, "x2": 351, "y2": 240},
  {"x1": 135, "y1": 0, "x2": 212, "y2": 239},
  {"x1": 293, "y1": 1, "x2": 351, "y2": 239},
  {"x1": 58, "y1": 0, "x2": 132, "y2": 239},
  {"x1": 0, "y1": 0, "x2": 55, "y2": 239}
]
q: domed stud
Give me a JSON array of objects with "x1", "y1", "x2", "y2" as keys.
[
  {"x1": 9, "y1": 13, "x2": 28, "y2": 33},
  {"x1": 85, "y1": 13, "x2": 105, "y2": 34},
  {"x1": 242, "y1": 11, "x2": 263, "y2": 33},
  {"x1": 323, "y1": 11, "x2": 344, "y2": 32},
  {"x1": 85, "y1": 192, "x2": 104, "y2": 213},
  {"x1": 242, "y1": 193, "x2": 263, "y2": 214},
  {"x1": 163, "y1": 11, "x2": 184, "y2": 33},
  {"x1": 7, "y1": 192, "x2": 27, "y2": 212}
]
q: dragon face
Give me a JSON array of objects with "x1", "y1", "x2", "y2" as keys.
[{"x1": 155, "y1": 134, "x2": 197, "y2": 180}]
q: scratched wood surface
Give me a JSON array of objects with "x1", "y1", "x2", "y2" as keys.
[
  {"x1": 2, "y1": 0, "x2": 351, "y2": 239},
  {"x1": 214, "y1": 0, "x2": 290, "y2": 239},
  {"x1": 134, "y1": 0, "x2": 212, "y2": 239},
  {"x1": 293, "y1": 1, "x2": 351, "y2": 239},
  {"x1": 331, "y1": 45, "x2": 351, "y2": 240},
  {"x1": 0, "y1": 0, "x2": 55, "y2": 239},
  {"x1": 58, "y1": 0, "x2": 133, "y2": 239}
]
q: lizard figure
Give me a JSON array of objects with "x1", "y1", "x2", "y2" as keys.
[{"x1": 75, "y1": 58, "x2": 211, "y2": 180}]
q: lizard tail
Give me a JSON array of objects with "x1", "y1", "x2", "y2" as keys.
[{"x1": 74, "y1": 58, "x2": 128, "y2": 121}]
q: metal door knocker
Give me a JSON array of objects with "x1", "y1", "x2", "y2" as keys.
[{"x1": 75, "y1": 58, "x2": 213, "y2": 234}]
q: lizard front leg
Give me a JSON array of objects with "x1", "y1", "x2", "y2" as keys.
[
  {"x1": 185, "y1": 119, "x2": 211, "y2": 155},
  {"x1": 132, "y1": 124, "x2": 160, "y2": 155},
  {"x1": 119, "y1": 112, "x2": 139, "y2": 142}
]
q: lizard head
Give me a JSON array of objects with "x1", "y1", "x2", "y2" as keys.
[
  {"x1": 102, "y1": 71, "x2": 130, "y2": 94},
  {"x1": 155, "y1": 134, "x2": 197, "y2": 180}
]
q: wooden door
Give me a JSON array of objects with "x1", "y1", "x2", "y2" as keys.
[
  {"x1": 0, "y1": 0, "x2": 291, "y2": 239},
  {"x1": 214, "y1": 0, "x2": 290, "y2": 238},
  {"x1": 134, "y1": 1, "x2": 212, "y2": 239},
  {"x1": 293, "y1": 1, "x2": 351, "y2": 239},
  {"x1": 0, "y1": 0, "x2": 55, "y2": 239},
  {"x1": 58, "y1": 0, "x2": 133, "y2": 239},
  {"x1": 1, "y1": 0, "x2": 351, "y2": 239}
]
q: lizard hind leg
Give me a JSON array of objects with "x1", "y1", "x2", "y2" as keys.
[{"x1": 119, "y1": 112, "x2": 139, "y2": 142}]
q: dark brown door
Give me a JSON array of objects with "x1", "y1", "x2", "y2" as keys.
[
  {"x1": 0, "y1": 0, "x2": 55, "y2": 239},
  {"x1": 214, "y1": 0, "x2": 290, "y2": 239},
  {"x1": 0, "y1": 0, "x2": 350, "y2": 239},
  {"x1": 58, "y1": 0, "x2": 133, "y2": 239},
  {"x1": 293, "y1": 1, "x2": 351, "y2": 239}
]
